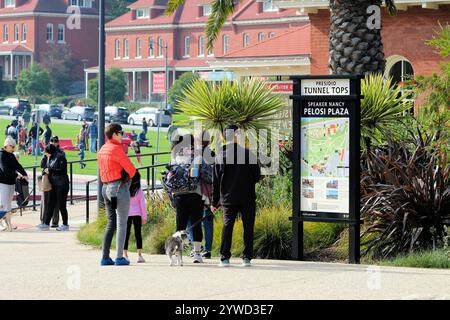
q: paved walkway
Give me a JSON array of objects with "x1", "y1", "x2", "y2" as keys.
[{"x1": 1, "y1": 203, "x2": 449, "y2": 300}]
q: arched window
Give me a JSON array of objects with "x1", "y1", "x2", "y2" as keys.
[
  {"x1": 243, "y1": 33, "x2": 250, "y2": 47},
  {"x1": 258, "y1": 32, "x2": 265, "y2": 42},
  {"x1": 115, "y1": 39, "x2": 120, "y2": 58},
  {"x1": 136, "y1": 38, "x2": 142, "y2": 58},
  {"x1": 223, "y1": 34, "x2": 229, "y2": 54},
  {"x1": 184, "y1": 36, "x2": 190, "y2": 57},
  {"x1": 3, "y1": 25, "x2": 8, "y2": 42},
  {"x1": 123, "y1": 38, "x2": 129, "y2": 58},
  {"x1": 148, "y1": 38, "x2": 154, "y2": 57},
  {"x1": 157, "y1": 37, "x2": 164, "y2": 57},
  {"x1": 14, "y1": 24, "x2": 19, "y2": 42},
  {"x1": 22, "y1": 24, "x2": 27, "y2": 42},
  {"x1": 198, "y1": 35, "x2": 204, "y2": 56},
  {"x1": 385, "y1": 55, "x2": 415, "y2": 108}
]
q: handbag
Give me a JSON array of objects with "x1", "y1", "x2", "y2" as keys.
[{"x1": 39, "y1": 174, "x2": 52, "y2": 192}]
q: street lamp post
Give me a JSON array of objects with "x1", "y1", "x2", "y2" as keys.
[
  {"x1": 150, "y1": 41, "x2": 169, "y2": 163},
  {"x1": 97, "y1": 0, "x2": 105, "y2": 210}
]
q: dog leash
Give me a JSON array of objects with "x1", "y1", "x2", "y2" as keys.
[{"x1": 186, "y1": 214, "x2": 210, "y2": 232}]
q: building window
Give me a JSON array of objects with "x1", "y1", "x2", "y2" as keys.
[
  {"x1": 3, "y1": 25, "x2": 8, "y2": 42},
  {"x1": 184, "y1": 36, "x2": 190, "y2": 57},
  {"x1": 123, "y1": 39, "x2": 129, "y2": 58},
  {"x1": 71, "y1": 0, "x2": 92, "y2": 8},
  {"x1": 258, "y1": 32, "x2": 265, "y2": 42},
  {"x1": 243, "y1": 33, "x2": 250, "y2": 47},
  {"x1": 5, "y1": 0, "x2": 15, "y2": 8},
  {"x1": 263, "y1": 0, "x2": 277, "y2": 12},
  {"x1": 115, "y1": 39, "x2": 120, "y2": 58},
  {"x1": 136, "y1": 38, "x2": 142, "y2": 58},
  {"x1": 203, "y1": 4, "x2": 212, "y2": 16},
  {"x1": 22, "y1": 56, "x2": 27, "y2": 70},
  {"x1": 46, "y1": 24, "x2": 53, "y2": 42},
  {"x1": 136, "y1": 8, "x2": 150, "y2": 18},
  {"x1": 22, "y1": 24, "x2": 27, "y2": 42},
  {"x1": 223, "y1": 34, "x2": 229, "y2": 54},
  {"x1": 14, "y1": 24, "x2": 19, "y2": 42},
  {"x1": 198, "y1": 35, "x2": 204, "y2": 56},
  {"x1": 157, "y1": 37, "x2": 164, "y2": 57},
  {"x1": 148, "y1": 38, "x2": 154, "y2": 57},
  {"x1": 58, "y1": 24, "x2": 65, "y2": 43},
  {"x1": 386, "y1": 56, "x2": 415, "y2": 106},
  {"x1": 268, "y1": 32, "x2": 275, "y2": 38}
]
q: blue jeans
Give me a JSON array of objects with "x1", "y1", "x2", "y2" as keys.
[
  {"x1": 187, "y1": 206, "x2": 214, "y2": 252},
  {"x1": 32, "y1": 138, "x2": 40, "y2": 156},
  {"x1": 90, "y1": 137, "x2": 97, "y2": 153}
]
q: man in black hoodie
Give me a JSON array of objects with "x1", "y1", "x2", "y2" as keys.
[{"x1": 211, "y1": 124, "x2": 261, "y2": 267}]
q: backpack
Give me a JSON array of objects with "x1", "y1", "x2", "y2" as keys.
[
  {"x1": 15, "y1": 178, "x2": 29, "y2": 208},
  {"x1": 162, "y1": 163, "x2": 200, "y2": 196}
]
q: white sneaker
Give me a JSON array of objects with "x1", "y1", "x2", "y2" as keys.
[
  {"x1": 56, "y1": 225, "x2": 69, "y2": 231},
  {"x1": 193, "y1": 252, "x2": 203, "y2": 263},
  {"x1": 137, "y1": 256, "x2": 145, "y2": 263}
]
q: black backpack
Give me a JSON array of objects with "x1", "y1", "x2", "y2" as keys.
[
  {"x1": 162, "y1": 163, "x2": 200, "y2": 196},
  {"x1": 15, "y1": 178, "x2": 29, "y2": 208}
]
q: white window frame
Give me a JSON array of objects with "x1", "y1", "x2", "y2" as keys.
[
  {"x1": 184, "y1": 36, "x2": 190, "y2": 57},
  {"x1": 268, "y1": 32, "x2": 275, "y2": 39},
  {"x1": 57, "y1": 24, "x2": 65, "y2": 43},
  {"x1": 136, "y1": 38, "x2": 142, "y2": 58},
  {"x1": 136, "y1": 8, "x2": 150, "y2": 19},
  {"x1": 198, "y1": 35, "x2": 205, "y2": 57},
  {"x1": 148, "y1": 38, "x2": 154, "y2": 58},
  {"x1": 263, "y1": 0, "x2": 278, "y2": 12},
  {"x1": 243, "y1": 33, "x2": 250, "y2": 47},
  {"x1": 22, "y1": 24, "x2": 27, "y2": 42},
  {"x1": 14, "y1": 24, "x2": 19, "y2": 43},
  {"x1": 258, "y1": 32, "x2": 265, "y2": 42},
  {"x1": 3, "y1": 25, "x2": 8, "y2": 43},
  {"x1": 46, "y1": 24, "x2": 54, "y2": 42},
  {"x1": 115, "y1": 39, "x2": 121, "y2": 59},
  {"x1": 71, "y1": 0, "x2": 92, "y2": 8},
  {"x1": 5, "y1": 0, "x2": 15, "y2": 8},
  {"x1": 123, "y1": 38, "x2": 129, "y2": 59},
  {"x1": 203, "y1": 4, "x2": 212, "y2": 16},
  {"x1": 223, "y1": 34, "x2": 229, "y2": 54},
  {"x1": 157, "y1": 37, "x2": 164, "y2": 57}
]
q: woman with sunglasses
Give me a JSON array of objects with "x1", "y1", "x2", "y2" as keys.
[{"x1": 0, "y1": 137, "x2": 28, "y2": 222}]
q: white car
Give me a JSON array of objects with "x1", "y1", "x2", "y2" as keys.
[{"x1": 127, "y1": 107, "x2": 172, "y2": 127}]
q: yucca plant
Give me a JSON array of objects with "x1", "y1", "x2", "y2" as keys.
[
  {"x1": 177, "y1": 78, "x2": 284, "y2": 141},
  {"x1": 360, "y1": 73, "x2": 413, "y2": 150},
  {"x1": 360, "y1": 129, "x2": 450, "y2": 259}
]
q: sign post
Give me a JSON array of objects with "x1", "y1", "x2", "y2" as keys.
[{"x1": 289, "y1": 75, "x2": 362, "y2": 264}]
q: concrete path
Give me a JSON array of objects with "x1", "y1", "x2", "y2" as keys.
[{"x1": 0, "y1": 203, "x2": 449, "y2": 300}]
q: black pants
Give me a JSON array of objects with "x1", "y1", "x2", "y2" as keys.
[
  {"x1": 221, "y1": 202, "x2": 256, "y2": 261},
  {"x1": 40, "y1": 191, "x2": 60, "y2": 226},
  {"x1": 44, "y1": 184, "x2": 69, "y2": 226},
  {"x1": 173, "y1": 193, "x2": 203, "y2": 242},
  {"x1": 124, "y1": 216, "x2": 143, "y2": 250}
]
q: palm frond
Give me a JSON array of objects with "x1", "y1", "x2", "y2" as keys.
[
  {"x1": 384, "y1": 0, "x2": 397, "y2": 16},
  {"x1": 165, "y1": 0, "x2": 186, "y2": 15},
  {"x1": 206, "y1": 0, "x2": 236, "y2": 52}
]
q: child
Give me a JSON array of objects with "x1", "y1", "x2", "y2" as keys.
[
  {"x1": 124, "y1": 171, "x2": 147, "y2": 263},
  {"x1": 131, "y1": 141, "x2": 142, "y2": 166},
  {"x1": 77, "y1": 126, "x2": 86, "y2": 169}
]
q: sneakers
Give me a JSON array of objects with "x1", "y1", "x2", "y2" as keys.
[
  {"x1": 193, "y1": 252, "x2": 203, "y2": 263},
  {"x1": 115, "y1": 257, "x2": 130, "y2": 266},
  {"x1": 201, "y1": 251, "x2": 211, "y2": 259},
  {"x1": 137, "y1": 256, "x2": 145, "y2": 263},
  {"x1": 36, "y1": 223, "x2": 50, "y2": 230},
  {"x1": 100, "y1": 257, "x2": 115, "y2": 266},
  {"x1": 219, "y1": 259, "x2": 230, "y2": 267},
  {"x1": 56, "y1": 225, "x2": 69, "y2": 231},
  {"x1": 242, "y1": 258, "x2": 252, "y2": 267}
]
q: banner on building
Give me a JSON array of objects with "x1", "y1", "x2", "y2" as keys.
[{"x1": 152, "y1": 73, "x2": 165, "y2": 93}]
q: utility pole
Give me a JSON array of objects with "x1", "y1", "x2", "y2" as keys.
[{"x1": 97, "y1": 0, "x2": 105, "y2": 210}]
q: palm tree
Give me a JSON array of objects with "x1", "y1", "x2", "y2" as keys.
[{"x1": 166, "y1": 0, "x2": 397, "y2": 75}]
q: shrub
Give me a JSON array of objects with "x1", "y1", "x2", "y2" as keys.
[
  {"x1": 0, "y1": 80, "x2": 17, "y2": 96},
  {"x1": 382, "y1": 250, "x2": 450, "y2": 269}
]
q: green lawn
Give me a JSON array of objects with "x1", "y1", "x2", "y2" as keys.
[{"x1": 1, "y1": 119, "x2": 171, "y2": 175}]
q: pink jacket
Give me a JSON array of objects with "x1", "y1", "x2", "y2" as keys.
[{"x1": 129, "y1": 188, "x2": 147, "y2": 220}]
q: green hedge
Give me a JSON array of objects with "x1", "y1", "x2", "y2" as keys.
[{"x1": 0, "y1": 80, "x2": 17, "y2": 96}]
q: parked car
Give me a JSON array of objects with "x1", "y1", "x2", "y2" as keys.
[
  {"x1": 0, "y1": 101, "x2": 10, "y2": 115},
  {"x1": 127, "y1": 107, "x2": 172, "y2": 127},
  {"x1": 38, "y1": 104, "x2": 63, "y2": 119},
  {"x1": 62, "y1": 106, "x2": 95, "y2": 121},
  {"x1": 3, "y1": 98, "x2": 31, "y2": 116},
  {"x1": 94, "y1": 106, "x2": 129, "y2": 124}
]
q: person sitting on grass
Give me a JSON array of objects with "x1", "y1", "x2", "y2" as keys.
[{"x1": 137, "y1": 131, "x2": 151, "y2": 147}]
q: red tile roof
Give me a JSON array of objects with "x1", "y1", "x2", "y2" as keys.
[
  {"x1": 0, "y1": 0, "x2": 98, "y2": 15},
  {"x1": 218, "y1": 24, "x2": 310, "y2": 59},
  {"x1": 107, "y1": 0, "x2": 301, "y2": 28},
  {"x1": 0, "y1": 44, "x2": 33, "y2": 53}
]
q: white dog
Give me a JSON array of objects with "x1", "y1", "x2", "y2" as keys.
[{"x1": 165, "y1": 230, "x2": 190, "y2": 266}]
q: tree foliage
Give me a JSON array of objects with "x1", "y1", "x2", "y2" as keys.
[
  {"x1": 167, "y1": 72, "x2": 200, "y2": 110},
  {"x1": 16, "y1": 63, "x2": 51, "y2": 103},
  {"x1": 88, "y1": 68, "x2": 127, "y2": 106}
]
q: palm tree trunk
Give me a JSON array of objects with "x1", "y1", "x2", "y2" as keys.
[{"x1": 329, "y1": 0, "x2": 386, "y2": 75}]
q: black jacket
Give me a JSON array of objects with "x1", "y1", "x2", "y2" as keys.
[
  {"x1": 46, "y1": 151, "x2": 69, "y2": 186},
  {"x1": 0, "y1": 150, "x2": 28, "y2": 185},
  {"x1": 29, "y1": 125, "x2": 43, "y2": 139},
  {"x1": 212, "y1": 143, "x2": 261, "y2": 207}
]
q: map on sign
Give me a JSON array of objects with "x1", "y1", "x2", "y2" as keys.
[{"x1": 300, "y1": 117, "x2": 350, "y2": 214}]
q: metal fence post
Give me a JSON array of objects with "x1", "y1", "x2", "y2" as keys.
[
  {"x1": 151, "y1": 154, "x2": 155, "y2": 192},
  {"x1": 33, "y1": 167, "x2": 36, "y2": 211},
  {"x1": 146, "y1": 167, "x2": 150, "y2": 196},
  {"x1": 86, "y1": 182, "x2": 90, "y2": 224},
  {"x1": 70, "y1": 163, "x2": 73, "y2": 205}
]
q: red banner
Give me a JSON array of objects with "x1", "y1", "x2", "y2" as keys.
[
  {"x1": 266, "y1": 81, "x2": 293, "y2": 93},
  {"x1": 152, "y1": 73, "x2": 166, "y2": 93}
]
